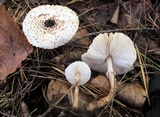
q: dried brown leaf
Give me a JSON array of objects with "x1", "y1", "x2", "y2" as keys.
[
  {"x1": 47, "y1": 80, "x2": 70, "y2": 101},
  {"x1": 116, "y1": 82, "x2": 147, "y2": 108},
  {"x1": 89, "y1": 76, "x2": 146, "y2": 108},
  {"x1": 118, "y1": 1, "x2": 146, "y2": 28},
  {"x1": 135, "y1": 34, "x2": 160, "y2": 58},
  {"x1": 70, "y1": 28, "x2": 91, "y2": 47},
  {"x1": 119, "y1": 14, "x2": 138, "y2": 27},
  {"x1": 91, "y1": 3, "x2": 118, "y2": 26},
  {"x1": 47, "y1": 80, "x2": 89, "y2": 109},
  {"x1": 88, "y1": 75, "x2": 110, "y2": 95},
  {"x1": 110, "y1": 5, "x2": 120, "y2": 24},
  {"x1": 0, "y1": 6, "x2": 33, "y2": 81}
]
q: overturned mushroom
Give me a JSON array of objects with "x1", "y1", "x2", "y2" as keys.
[
  {"x1": 82, "y1": 32, "x2": 137, "y2": 110},
  {"x1": 65, "y1": 61, "x2": 91, "y2": 109},
  {"x1": 22, "y1": 5, "x2": 79, "y2": 49}
]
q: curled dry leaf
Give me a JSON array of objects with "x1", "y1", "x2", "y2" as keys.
[
  {"x1": 110, "y1": 5, "x2": 120, "y2": 24},
  {"x1": 116, "y1": 82, "x2": 147, "y2": 108},
  {"x1": 0, "y1": 6, "x2": 33, "y2": 80}
]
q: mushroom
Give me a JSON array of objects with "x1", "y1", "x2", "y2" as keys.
[
  {"x1": 22, "y1": 5, "x2": 79, "y2": 49},
  {"x1": 81, "y1": 32, "x2": 137, "y2": 110},
  {"x1": 65, "y1": 61, "x2": 91, "y2": 109}
]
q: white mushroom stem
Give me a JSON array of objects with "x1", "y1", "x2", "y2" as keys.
[
  {"x1": 87, "y1": 56, "x2": 116, "y2": 111},
  {"x1": 73, "y1": 71, "x2": 80, "y2": 109},
  {"x1": 87, "y1": 90, "x2": 113, "y2": 111},
  {"x1": 106, "y1": 56, "x2": 115, "y2": 91},
  {"x1": 82, "y1": 33, "x2": 137, "y2": 111},
  {"x1": 65, "y1": 61, "x2": 91, "y2": 109}
]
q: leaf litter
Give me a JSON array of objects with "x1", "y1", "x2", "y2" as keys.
[
  {"x1": 0, "y1": 0, "x2": 160, "y2": 117},
  {"x1": 0, "y1": 5, "x2": 33, "y2": 81}
]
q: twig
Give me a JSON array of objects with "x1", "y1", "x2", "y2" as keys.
[
  {"x1": 69, "y1": 27, "x2": 158, "y2": 44},
  {"x1": 0, "y1": 111, "x2": 16, "y2": 117}
]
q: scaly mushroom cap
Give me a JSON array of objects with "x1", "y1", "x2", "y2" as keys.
[
  {"x1": 22, "y1": 5, "x2": 79, "y2": 49},
  {"x1": 82, "y1": 32, "x2": 137, "y2": 75},
  {"x1": 65, "y1": 61, "x2": 91, "y2": 85}
]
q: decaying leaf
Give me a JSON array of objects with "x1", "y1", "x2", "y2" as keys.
[
  {"x1": 47, "y1": 80, "x2": 70, "y2": 101},
  {"x1": 88, "y1": 75, "x2": 110, "y2": 95},
  {"x1": 69, "y1": 28, "x2": 91, "y2": 47},
  {"x1": 118, "y1": 1, "x2": 146, "y2": 28},
  {"x1": 89, "y1": 75, "x2": 147, "y2": 108},
  {"x1": 90, "y1": 3, "x2": 118, "y2": 26},
  {"x1": 119, "y1": 14, "x2": 138, "y2": 27},
  {"x1": 110, "y1": 5, "x2": 120, "y2": 24},
  {"x1": 0, "y1": 6, "x2": 33, "y2": 81},
  {"x1": 116, "y1": 82, "x2": 147, "y2": 108},
  {"x1": 47, "y1": 80, "x2": 89, "y2": 109},
  {"x1": 135, "y1": 34, "x2": 160, "y2": 59}
]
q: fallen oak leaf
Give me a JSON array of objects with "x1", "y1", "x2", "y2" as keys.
[{"x1": 0, "y1": 5, "x2": 33, "y2": 81}]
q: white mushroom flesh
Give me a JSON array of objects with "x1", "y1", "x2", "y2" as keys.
[
  {"x1": 22, "y1": 5, "x2": 79, "y2": 49},
  {"x1": 65, "y1": 61, "x2": 91, "y2": 85},
  {"x1": 82, "y1": 32, "x2": 137, "y2": 75}
]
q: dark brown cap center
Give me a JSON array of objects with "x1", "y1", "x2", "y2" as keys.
[{"x1": 44, "y1": 19, "x2": 55, "y2": 27}]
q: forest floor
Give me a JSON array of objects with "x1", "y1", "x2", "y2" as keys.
[{"x1": 0, "y1": 0, "x2": 160, "y2": 117}]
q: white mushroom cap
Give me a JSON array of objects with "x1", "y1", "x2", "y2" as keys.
[
  {"x1": 65, "y1": 61, "x2": 91, "y2": 85},
  {"x1": 22, "y1": 5, "x2": 79, "y2": 49},
  {"x1": 81, "y1": 32, "x2": 137, "y2": 75}
]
